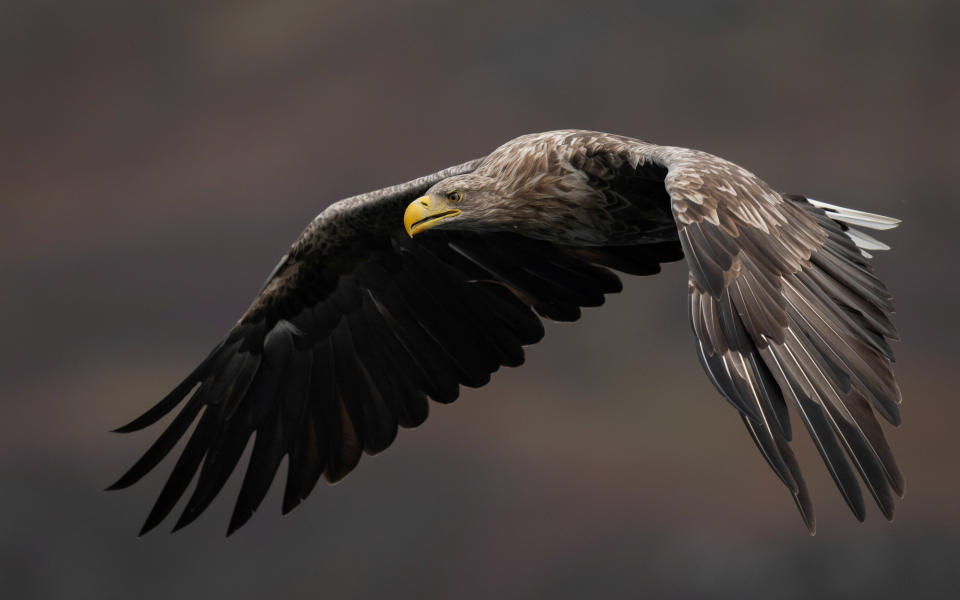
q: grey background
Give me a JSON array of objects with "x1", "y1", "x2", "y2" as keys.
[{"x1": 2, "y1": 1, "x2": 958, "y2": 598}]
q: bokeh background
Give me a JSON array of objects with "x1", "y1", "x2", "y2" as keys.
[{"x1": 3, "y1": 0, "x2": 959, "y2": 598}]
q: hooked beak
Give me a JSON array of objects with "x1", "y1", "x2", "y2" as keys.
[{"x1": 404, "y1": 195, "x2": 461, "y2": 237}]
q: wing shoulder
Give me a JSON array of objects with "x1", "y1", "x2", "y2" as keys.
[{"x1": 245, "y1": 158, "x2": 486, "y2": 326}]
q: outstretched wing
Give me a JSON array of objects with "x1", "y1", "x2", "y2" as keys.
[
  {"x1": 110, "y1": 158, "x2": 683, "y2": 535},
  {"x1": 659, "y1": 147, "x2": 903, "y2": 533},
  {"x1": 518, "y1": 129, "x2": 902, "y2": 531}
]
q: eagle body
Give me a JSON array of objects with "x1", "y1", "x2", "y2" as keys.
[
  {"x1": 420, "y1": 131, "x2": 679, "y2": 245},
  {"x1": 111, "y1": 130, "x2": 903, "y2": 536}
]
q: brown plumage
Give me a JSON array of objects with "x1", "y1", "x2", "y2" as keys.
[{"x1": 110, "y1": 130, "x2": 903, "y2": 536}]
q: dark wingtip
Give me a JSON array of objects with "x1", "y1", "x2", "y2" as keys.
[
  {"x1": 170, "y1": 513, "x2": 195, "y2": 534},
  {"x1": 112, "y1": 413, "x2": 163, "y2": 434},
  {"x1": 795, "y1": 496, "x2": 816, "y2": 535},
  {"x1": 113, "y1": 374, "x2": 205, "y2": 434},
  {"x1": 138, "y1": 494, "x2": 181, "y2": 536},
  {"x1": 138, "y1": 515, "x2": 162, "y2": 537},
  {"x1": 105, "y1": 479, "x2": 126, "y2": 492},
  {"x1": 227, "y1": 500, "x2": 259, "y2": 536},
  {"x1": 171, "y1": 502, "x2": 207, "y2": 533},
  {"x1": 884, "y1": 406, "x2": 903, "y2": 427},
  {"x1": 845, "y1": 494, "x2": 867, "y2": 523},
  {"x1": 894, "y1": 475, "x2": 906, "y2": 499},
  {"x1": 281, "y1": 494, "x2": 303, "y2": 516},
  {"x1": 227, "y1": 505, "x2": 255, "y2": 536},
  {"x1": 114, "y1": 339, "x2": 237, "y2": 435},
  {"x1": 877, "y1": 498, "x2": 897, "y2": 522},
  {"x1": 226, "y1": 520, "x2": 243, "y2": 537},
  {"x1": 107, "y1": 466, "x2": 143, "y2": 491},
  {"x1": 840, "y1": 485, "x2": 867, "y2": 523}
]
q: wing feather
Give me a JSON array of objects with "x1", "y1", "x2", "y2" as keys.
[{"x1": 653, "y1": 145, "x2": 902, "y2": 531}]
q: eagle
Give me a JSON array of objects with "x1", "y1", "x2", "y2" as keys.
[{"x1": 110, "y1": 130, "x2": 903, "y2": 536}]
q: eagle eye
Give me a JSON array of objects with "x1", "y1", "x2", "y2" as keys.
[{"x1": 447, "y1": 190, "x2": 463, "y2": 203}]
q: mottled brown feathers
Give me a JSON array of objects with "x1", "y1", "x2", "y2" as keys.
[{"x1": 111, "y1": 130, "x2": 902, "y2": 536}]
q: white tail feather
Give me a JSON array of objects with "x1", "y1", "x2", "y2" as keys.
[
  {"x1": 807, "y1": 198, "x2": 901, "y2": 231},
  {"x1": 845, "y1": 228, "x2": 891, "y2": 252}
]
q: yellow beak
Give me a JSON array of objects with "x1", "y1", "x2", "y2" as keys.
[{"x1": 403, "y1": 195, "x2": 461, "y2": 237}]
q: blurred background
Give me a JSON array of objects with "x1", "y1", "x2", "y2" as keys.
[{"x1": 2, "y1": 0, "x2": 959, "y2": 598}]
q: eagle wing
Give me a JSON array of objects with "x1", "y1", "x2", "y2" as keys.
[
  {"x1": 110, "y1": 157, "x2": 683, "y2": 535},
  {"x1": 651, "y1": 144, "x2": 903, "y2": 532}
]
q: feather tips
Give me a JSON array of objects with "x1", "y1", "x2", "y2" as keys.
[{"x1": 113, "y1": 226, "x2": 676, "y2": 535}]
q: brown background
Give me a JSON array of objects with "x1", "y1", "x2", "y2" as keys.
[{"x1": 2, "y1": 1, "x2": 959, "y2": 598}]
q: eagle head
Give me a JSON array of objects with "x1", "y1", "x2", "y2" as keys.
[{"x1": 404, "y1": 174, "x2": 507, "y2": 236}]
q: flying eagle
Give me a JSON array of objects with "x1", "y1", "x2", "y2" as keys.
[{"x1": 110, "y1": 130, "x2": 903, "y2": 536}]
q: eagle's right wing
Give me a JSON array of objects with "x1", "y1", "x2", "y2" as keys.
[{"x1": 660, "y1": 146, "x2": 903, "y2": 533}]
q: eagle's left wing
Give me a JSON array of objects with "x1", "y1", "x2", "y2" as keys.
[{"x1": 108, "y1": 157, "x2": 682, "y2": 536}]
